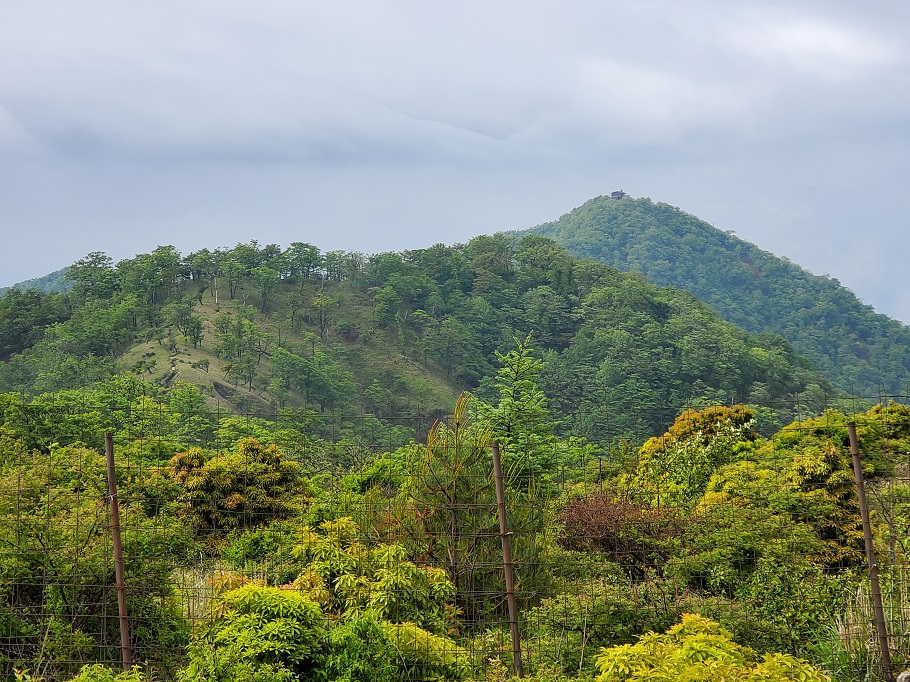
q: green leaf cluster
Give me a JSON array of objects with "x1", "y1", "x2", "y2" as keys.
[
  {"x1": 169, "y1": 438, "x2": 307, "y2": 532},
  {"x1": 593, "y1": 613, "x2": 829, "y2": 681},
  {"x1": 180, "y1": 517, "x2": 468, "y2": 682}
]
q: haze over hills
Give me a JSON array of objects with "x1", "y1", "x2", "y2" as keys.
[{"x1": 521, "y1": 195, "x2": 910, "y2": 399}]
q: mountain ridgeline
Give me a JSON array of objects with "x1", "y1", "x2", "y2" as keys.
[
  {"x1": 0, "y1": 266, "x2": 70, "y2": 298},
  {"x1": 522, "y1": 195, "x2": 910, "y2": 398},
  {"x1": 0, "y1": 237, "x2": 829, "y2": 443}
]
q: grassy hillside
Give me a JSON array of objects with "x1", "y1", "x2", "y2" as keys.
[
  {"x1": 0, "y1": 238, "x2": 833, "y2": 442},
  {"x1": 521, "y1": 195, "x2": 910, "y2": 398}
]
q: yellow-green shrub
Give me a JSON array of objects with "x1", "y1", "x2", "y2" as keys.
[{"x1": 594, "y1": 613, "x2": 828, "y2": 682}]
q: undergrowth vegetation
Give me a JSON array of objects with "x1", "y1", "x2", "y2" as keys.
[{"x1": 1, "y1": 345, "x2": 909, "y2": 681}]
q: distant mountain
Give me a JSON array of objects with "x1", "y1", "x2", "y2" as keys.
[
  {"x1": 0, "y1": 267, "x2": 71, "y2": 297},
  {"x1": 521, "y1": 195, "x2": 910, "y2": 397}
]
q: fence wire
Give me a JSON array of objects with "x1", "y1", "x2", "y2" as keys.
[{"x1": 2, "y1": 391, "x2": 910, "y2": 681}]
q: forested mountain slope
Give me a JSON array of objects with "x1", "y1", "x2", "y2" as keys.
[
  {"x1": 0, "y1": 266, "x2": 70, "y2": 297},
  {"x1": 0, "y1": 237, "x2": 831, "y2": 442},
  {"x1": 521, "y1": 195, "x2": 910, "y2": 397}
]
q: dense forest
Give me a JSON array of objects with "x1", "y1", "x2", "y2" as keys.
[
  {"x1": 522, "y1": 195, "x2": 910, "y2": 398},
  {"x1": 0, "y1": 237, "x2": 834, "y2": 443},
  {"x1": 2, "y1": 236, "x2": 908, "y2": 681}
]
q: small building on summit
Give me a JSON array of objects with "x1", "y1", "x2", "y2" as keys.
[{"x1": 610, "y1": 190, "x2": 627, "y2": 200}]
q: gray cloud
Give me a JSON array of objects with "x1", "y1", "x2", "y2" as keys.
[{"x1": 1, "y1": 1, "x2": 909, "y2": 321}]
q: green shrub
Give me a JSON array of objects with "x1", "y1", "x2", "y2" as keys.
[
  {"x1": 67, "y1": 664, "x2": 147, "y2": 682},
  {"x1": 169, "y1": 438, "x2": 306, "y2": 532},
  {"x1": 178, "y1": 585, "x2": 322, "y2": 682},
  {"x1": 594, "y1": 613, "x2": 829, "y2": 681}
]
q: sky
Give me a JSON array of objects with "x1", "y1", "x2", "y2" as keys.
[{"x1": 1, "y1": 1, "x2": 909, "y2": 321}]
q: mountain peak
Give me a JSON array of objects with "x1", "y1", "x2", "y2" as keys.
[{"x1": 523, "y1": 195, "x2": 910, "y2": 397}]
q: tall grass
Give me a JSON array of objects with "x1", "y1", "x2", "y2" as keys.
[{"x1": 814, "y1": 565, "x2": 910, "y2": 681}]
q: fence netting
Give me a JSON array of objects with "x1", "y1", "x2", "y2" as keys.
[{"x1": 2, "y1": 390, "x2": 910, "y2": 681}]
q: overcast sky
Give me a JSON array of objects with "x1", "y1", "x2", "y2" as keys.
[{"x1": 1, "y1": 1, "x2": 909, "y2": 321}]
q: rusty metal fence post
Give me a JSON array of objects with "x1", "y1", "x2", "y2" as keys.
[
  {"x1": 847, "y1": 421, "x2": 893, "y2": 682},
  {"x1": 492, "y1": 441, "x2": 523, "y2": 677},
  {"x1": 105, "y1": 432, "x2": 132, "y2": 671}
]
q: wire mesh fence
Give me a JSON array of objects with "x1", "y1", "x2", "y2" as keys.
[{"x1": 2, "y1": 390, "x2": 910, "y2": 681}]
